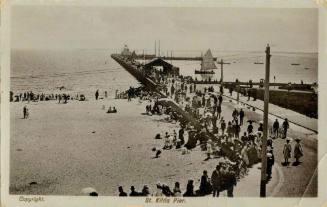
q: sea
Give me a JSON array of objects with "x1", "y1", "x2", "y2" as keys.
[{"x1": 11, "y1": 49, "x2": 318, "y2": 98}]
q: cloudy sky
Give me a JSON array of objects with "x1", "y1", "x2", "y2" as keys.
[{"x1": 11, "y1": 6, "x2": 318, "y2": 53}]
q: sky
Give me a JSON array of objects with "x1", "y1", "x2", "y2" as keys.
[{"x1": 11, "y1": 6, "x2": 318, "y2": 53}]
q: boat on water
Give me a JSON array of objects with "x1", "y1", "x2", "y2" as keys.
[
  {"x1": 195, "y1": 49, "x2": 217, "y2": 74},
  {"x1": 291, "y1": 63, "x2": 300, "y2": 66},
  {"x1": 254, "y1": 62, "x2": 264, "y2": 65}
]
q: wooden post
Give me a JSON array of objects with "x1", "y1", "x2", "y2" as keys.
[
  {"x1": 217, "y1": 59, "x2": 230, "y2": 86},
  {"x1": 237, "y1": 84, "x2": 240, "y2": 103},
  {"x1": 260, "y1": 44, "x2": 271, "y2": 197}
]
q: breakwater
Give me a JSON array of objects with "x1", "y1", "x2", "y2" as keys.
[
  {"x1": 111, "y1": 54, "x2": 166, "y2": 97},
  {"x1": 225, "y1": 85, "x2": 318, "y2": 119},
  {"x1": 111, "y1": 54, "x2": 200, "y2": 127}
]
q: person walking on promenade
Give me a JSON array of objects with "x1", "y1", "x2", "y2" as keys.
[
  {"x1": 95, "y1": 89, "x2": 99, "y2": 100},
  {"x1": 118, "y1": 186, "x2": 128, "y2": 196},
  {"x1": 267, "y1": 150, "x2": 275, "y2": 180},
  {"x1": 220, "y1": 118, "x2": 226, "y2": 135},
  {"x1": 294, "y1": 138, "x2": 303, "y2": 164},
  {"x1": 273, "y1": 119, "x2": 280, "y2": 138},
  {"x1": 239, "y1": 109, "x2": 245, "y2": 125},
  {"x1": 235, "y1": 124, "x2": 241, "y2": 139},
  {"x1": 247, "y1": 122, "x2": 253, "y2": 134},
  {"x1": 218, "y1": 94, "x2": 223, "y2": 105},
  {"x1": 227, "y1": 121, "x2": 233, "y2": 138},
  {"x1": 211, "y1": 165, "x2": 222, "y2": 197},
  {"x1": 217, "y1": 104, "x2": 222, "y2": 119},
  {"x1": 283, "y1": 138, "x2": 292, "y2": 164},
  {"x1": 232, "y1": 109, "x2": 239, "y2": 120},
  {"x1": 23, "y1": 105, "x2": 28, "y2": 119},
  {"x1": 282, "y1": 118, "x2": 290, "y2": 138}
]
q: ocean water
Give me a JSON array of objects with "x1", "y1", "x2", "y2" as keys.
[
  {"x1": 170, "y1": 52, "x2": 318, "y2": 84},
  {"x1": 11, "y1": 49, "x2": 140, "y2": 98},
  {"x1": 11, "y1": 49, "x2": 317, "y2": 98}
]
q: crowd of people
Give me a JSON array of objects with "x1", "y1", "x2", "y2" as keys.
[
  {"x1": 111, "y1": 57, "x2": 309, "y2": 197},
  {"x1": 10, "y1": 90, "x2": 87, "y2": 104},
  {"x1": 117, "y1": 161, "x2": 238, "y2": 197}
]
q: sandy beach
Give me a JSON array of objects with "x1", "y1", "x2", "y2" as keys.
[
  {"x1": 10, "y1": 98, "x2": 225, "y2": 195},
  {"x1": 9, "y1": 85, "x2": 318, "y2": 197}
]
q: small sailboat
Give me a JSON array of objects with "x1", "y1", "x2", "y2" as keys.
[{"x1": 195, "y1": 49, "x2": 217, "y2": 74}]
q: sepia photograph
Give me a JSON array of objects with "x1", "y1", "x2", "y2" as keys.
[{"x1": 3, "y1": 1, "x2": 325, "y2": 204}]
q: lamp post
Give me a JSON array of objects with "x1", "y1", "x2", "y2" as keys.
[{"x1": 260, "y1": 44, "x2": 271, "y2": 197}]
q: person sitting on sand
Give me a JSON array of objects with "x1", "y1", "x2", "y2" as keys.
[
  {"x1": 129, "y1": 186, "x2": 140, "y2": 196},
  {"x1": 118, "y1": 186, "x2": 127, "y2": 196},
  {"x1": 173, "y1": 182, "x2": 182, "y2": 197},
  {"x1": 162, "y1": 184, "x2": 174, "y2": 196},
  {"x1": 107, "y1": 106, "x2": 117, "y2": 113},
  {"x1": 155, "y1": 183, "x2": 163, "y2": 196},
  {"x1": 183, "y1": 180, "x2": 196, "y2": 197},
  {"x1": 141, "y1": 185, "x2": 151, "y2": 196}
]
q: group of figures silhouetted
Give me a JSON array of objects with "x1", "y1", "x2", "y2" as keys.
[{"x1": 118, "y1": 162, "x2": 238, "y2": 197}]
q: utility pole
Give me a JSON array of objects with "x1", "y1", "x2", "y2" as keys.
[
  {"x1": 217, "y1": 59, "x2": 230, "y2": 86},
  {"x1": 155, "y1": 41, "x2": 157, "y2": 57},
  {"x1": 260, "y1": 44, "x2": 271, "y2": 197},
  {"x1": 236, "y1": 84, "x2": 240, "y2": 103},
  {"x1": 171, "y1": 51, "x2": 173, "y2": 64},
  {"x1": 158, "y1": 40, "x2": 161, "y2": 57},
  {"x1": 143, "y1": 49, "x2": 145, "y2": 64}
]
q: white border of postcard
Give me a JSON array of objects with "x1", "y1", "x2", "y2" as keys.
[{"x1": 1, "y1": 0, "x2": 327, "y2": 207}]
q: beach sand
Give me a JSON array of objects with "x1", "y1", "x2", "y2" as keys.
[
  {"x1": 10, "y1": 93, "x2": 316, "y2": 197},
  {"x1": 10, "y1": 98, "x2": 226, "y2": 195}
]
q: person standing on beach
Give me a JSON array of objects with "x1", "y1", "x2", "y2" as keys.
[
  {"x1": 282, "y1": 118, "x2": 289, "y2": 138},
  {"x1": 211, "y1": 165, "x2": 222, "y2": 197},
  {"x1": 239, "y1": 109, "x2": 245, "y2": 125},
  {"x1": 95, "y1": 90, "x2": 99, "y2": 100},
  {"x1": 221, "y1": 165, "x2": 237, "y2": 197},
  {"x1": 23, "y1": 105, "x2": 28, "y2": 119},
  {"x1": 104, "y1": 91, "x2": 108, "y2": 98},
  {"x1": 283, "y1": 139, "x2": 292, "y2": 164}
]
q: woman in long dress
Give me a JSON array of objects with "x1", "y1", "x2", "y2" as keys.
[
  {"x1": 241, "y1": 144, "x2": 250, "y2": 166},
  {"x1": 293, "y1": 138, "x2": 303, "y2": 163},
  {"x1": 283, "y1": 139, "x2": 292, "y2": 164}
]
